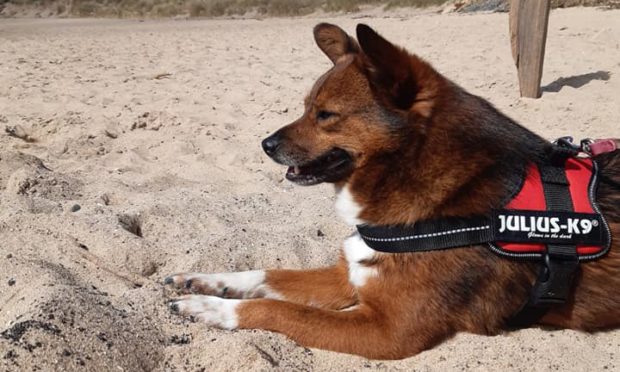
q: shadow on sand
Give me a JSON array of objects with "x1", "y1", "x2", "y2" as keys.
[{"x1": 542, "y1": 71, "x2": 611, "y2": 93}]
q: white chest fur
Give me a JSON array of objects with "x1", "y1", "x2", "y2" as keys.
[
  {"x1": 335, "y1": 186, "x2": 363, "y2": 226},
  {"x1": 343, "y1": 234, "x2": 378, "y2": 287},
  {"x1": 336, "y1": 186, "x2": 377, "y2": 287}
]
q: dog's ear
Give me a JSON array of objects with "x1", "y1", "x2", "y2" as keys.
[
  {"x1": 314, "y1": 23, "x2": 360, "y2": 64},
  {"x1": 356, "y1": 24, "x2": 417, "y2": 110}
]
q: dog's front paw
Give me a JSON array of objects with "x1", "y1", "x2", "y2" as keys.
[
  {"x1": 169, "y1": 295, "x2": 241, "y2": 330},
  {"x1": 163, "y1": 271, "x2": 266, "y2": 298},
  {"x1": 164, "y1": 273, "x2": 223, "y2": 296}
]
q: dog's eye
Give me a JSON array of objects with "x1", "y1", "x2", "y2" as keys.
[{"x1": 316, "y1": 110, "x2": 336, "y2": 121}]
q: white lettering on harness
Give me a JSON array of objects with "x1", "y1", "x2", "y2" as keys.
[{"x1": 498, "y1": 215, "x2": 594, "y2": 236}]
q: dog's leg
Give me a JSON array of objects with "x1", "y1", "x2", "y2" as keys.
[
  {"x1": 169, "y1": 296, "x2": 425, "y2": 359},
  {"x1": 165, "y1": 258, "x2": 356, "y2": 310},
  {"x1": 260, "y1": 258, "x2": 356, "y2": 310}
]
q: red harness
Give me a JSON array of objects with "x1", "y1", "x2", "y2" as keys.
[{"x1": 492, "y1": 157, "x2": 609, "y2": 260}]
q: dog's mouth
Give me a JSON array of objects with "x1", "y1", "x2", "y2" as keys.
[{"x1": 285, "y1": 148, "x2": 353, "y2": 186}]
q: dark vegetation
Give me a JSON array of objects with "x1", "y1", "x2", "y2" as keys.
[
  {"x1": 1, "y1": 0, "x2": 447, "y2": 17},
  {"x1": 0, "y1": 0, "x2": 618, "y2": 18}
]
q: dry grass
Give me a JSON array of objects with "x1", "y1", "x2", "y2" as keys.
[
  {"x1": 1, "y1": 0, "x2": 618, "y2": 18},
  {"x1": 1, "y1": 0, "x2": 448, "y2": 17}
]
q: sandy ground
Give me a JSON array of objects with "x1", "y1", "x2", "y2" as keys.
[{"x1": 0, "y1": 7, "x2": 619, "y2": 371}]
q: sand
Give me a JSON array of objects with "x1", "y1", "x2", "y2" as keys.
[{"x1": 1, "y1": 7, "x2": 619, "y2": 371}]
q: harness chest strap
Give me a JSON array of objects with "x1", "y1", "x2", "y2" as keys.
[{"x1": 357, "y1": 210, "x2": 607, "y2": 255}]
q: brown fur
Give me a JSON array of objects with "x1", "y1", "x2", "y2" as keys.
[
  {"x1": 542, "y1": 150, "x2": 620, "y2": 330},
  {"x1": 264, "y1": 258, "x2": 357, "y2": 310},
  {"x1": 168, "y1": 24, "x2": 620, "y2": 359}
]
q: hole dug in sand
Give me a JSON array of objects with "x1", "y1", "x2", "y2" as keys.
[{"x1": 118, "y1": 213, "x2": 143, "y2": 238}]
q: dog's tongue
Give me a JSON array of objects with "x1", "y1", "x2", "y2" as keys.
[{"x1": 287, "y1": 166, "x2": 301, "y2": 175}]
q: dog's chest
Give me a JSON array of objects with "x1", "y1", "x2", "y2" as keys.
[
  {"x1": 336, "y1": 186, "x2": 378, "y2": 287},
  {"x1": 343, "y1": 234, "x2": 378, "y2": 287},
  {"x1": 335, "y1": 186, "x2": 363, "y2": 226}
]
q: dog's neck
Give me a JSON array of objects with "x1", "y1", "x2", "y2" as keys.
[{"x1": 338, "y1": 90, "x2": 549, "y2": 227}]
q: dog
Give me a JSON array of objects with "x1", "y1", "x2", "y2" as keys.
[{"x1": 165, "y1": 23, "x2": 620, "y2": 359}]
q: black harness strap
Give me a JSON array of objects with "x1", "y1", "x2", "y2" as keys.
[
  {"x1": 357, "y1": 216, "x2": 494, "y2": 253},
  {"x1": 359, "y1": 209, "x2": 605, "y2": 253},
  {"x1": 508, "y1": 157, "x2": 580, "y2": 328}
]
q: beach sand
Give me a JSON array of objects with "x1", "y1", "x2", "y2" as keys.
[{"x1": 1, "y1": 7, "x2": 619, "y2": 371}]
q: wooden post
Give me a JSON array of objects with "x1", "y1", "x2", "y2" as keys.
[{"x1": 509, "y1": 0, "x2": 551, "y2": 98}]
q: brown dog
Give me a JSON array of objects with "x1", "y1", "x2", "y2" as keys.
[{"x1": 165, "y1": 24, "x2": 620, "y2": 359}]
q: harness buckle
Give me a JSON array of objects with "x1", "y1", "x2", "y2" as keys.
[
  {"x1": 554, "y1": 136, "x2": 580, "y2": 151},
  {"x1": 529, "y1": 248, "x2": 579, "y2": 306},
  {"x1": 580, "y1": 138, "x2": 594, "y2": 155},
  {"x1": 508, "y1": 248, "x2": 580, "y2": 328}
]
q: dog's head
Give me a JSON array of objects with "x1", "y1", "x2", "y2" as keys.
[{"x1": 262, "y1": 23, "x2": 437, "y2": 186}]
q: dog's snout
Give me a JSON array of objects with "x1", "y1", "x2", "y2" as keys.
[{"x1": 262, "y1": 133, "x2": 281, "y2": 157}]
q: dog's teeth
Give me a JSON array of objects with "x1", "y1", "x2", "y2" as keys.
[{"x1": 294, "y1": 166, "x2": 300, "y2": 175}]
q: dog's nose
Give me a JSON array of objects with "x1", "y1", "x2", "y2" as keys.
[{"x1": 261, "y1": 133, "x2": 281, "y2": 157}]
